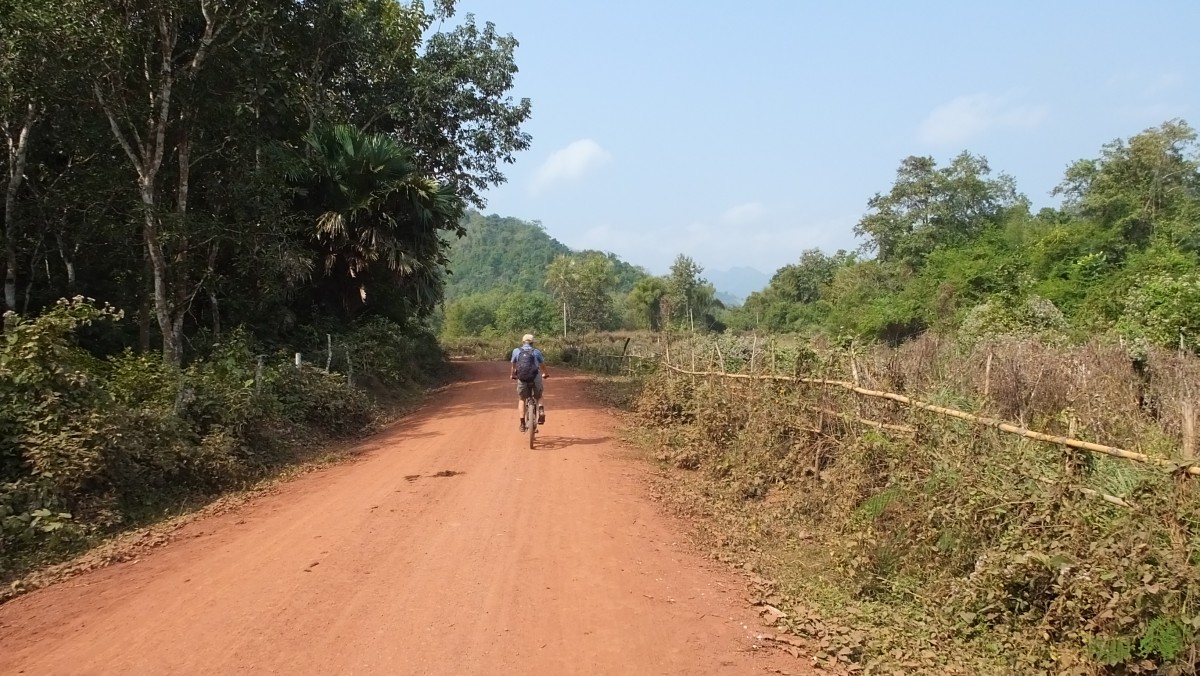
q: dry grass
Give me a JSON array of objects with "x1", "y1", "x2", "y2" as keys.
[{"x1": 610, "y1": 331, "x2": 1200, "y2": 674}]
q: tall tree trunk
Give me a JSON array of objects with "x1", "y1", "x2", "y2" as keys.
[
  {"x1": 3, "y1": 102, "x2": 36, "y2": 314},
  {"x1": 21, "y1": 238, "x2": 43, "y2": 314},
  {"x1": 139, "y1": 250, "x2": 152, "y2": 353},
  {"x1": 3, "y1": 236, "x2": 15, "y2": 314},
  {"x1": 142, "y1": 189, "x2": 181, "y2": 365},
  {"x1": 206, "y1": 242, "x2": 220, "y2": 338},
  {"x1": 96, "y1": 17, "x2": 181, "y2": 365},
  {"x1": 210, "y1": 290, "x2": 221, "y2": 338},
  {"x1": 56, "y1": 234, "x2": 76, "y2": 290}
]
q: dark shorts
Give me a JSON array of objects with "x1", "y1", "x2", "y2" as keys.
[{"x1": 516, "y1": 375, "x2": 544, "y2": 398}]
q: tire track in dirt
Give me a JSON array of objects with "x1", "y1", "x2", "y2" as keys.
[{"x1": 0, "y1": 361, "x2": 806, "y2": 675}]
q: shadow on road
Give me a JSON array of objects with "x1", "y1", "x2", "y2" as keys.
[
  {"x1": 531, "y1": 436, "x2": 608, "y2": 451},
  {"x1": 356, "y1": 429, "x2": 444, "y2": 453}
]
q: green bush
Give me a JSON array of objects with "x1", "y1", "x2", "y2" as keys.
[
  {"x1": 345, "y1": 318, "x2": 446, "y2": 387},
  {"x1": 958, "y1": 294, "x2": 1069, "y2": 348},
  {"x1": 1117, "y1": 272, "x2": 1200, "y2": 352},
  {"x1": 268, "y1": 365, "x2": 372, "y2": 434}
]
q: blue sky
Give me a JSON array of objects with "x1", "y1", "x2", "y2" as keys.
[{"x1": 450, "y1": 0, "x2": 1200, "y2": 278}]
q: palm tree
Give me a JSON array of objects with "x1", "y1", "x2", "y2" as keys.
[
  {"x1": 545, "y1": 254, "x2": 578, "y2": 337},
  {"x1": 628, "y1": 276, "x2": 668, "y2": 331},
  {"x1": 293, "y1": 125, "x2": 464, "y2": 319},
  {"x1": 692, "y1": 282, "x2": 726, "y2": 332}
]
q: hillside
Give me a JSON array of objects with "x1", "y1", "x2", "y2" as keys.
[
  {"x1": 444, "y1": 211, "x2": 649, "y2": 298},
  {"x1": 706, "y1": 266, "x2": 770, "y2": 303},
  {"x1": 443, "y1": 212, "x2": 572, "y2": 299}
]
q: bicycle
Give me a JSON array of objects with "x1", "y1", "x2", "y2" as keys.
[{"x1": 515, "y1": 374, "x2": 548, "y2": 449}]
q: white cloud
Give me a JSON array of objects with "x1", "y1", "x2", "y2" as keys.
[
  {"x1": 529, "y1": 139, "x2": 611, "y2": 195},
  {"x1": 721, "y1": 202, "x2": 767, "y2": 225},
  {"x1": 918, "y1": 93, "x2": 1047, "y2": 146}
]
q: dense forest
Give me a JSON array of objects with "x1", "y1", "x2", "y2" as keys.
[
  {"x1": 0, "y1": 0, "x2": 530, "y2": 575},
  {"x1": 2, "y1": 0, "x2": 531, "y2": 351}
]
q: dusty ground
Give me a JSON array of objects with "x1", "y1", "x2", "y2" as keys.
[{"x1": 0, "y1": 361, "x2": 807, "y2": 676}]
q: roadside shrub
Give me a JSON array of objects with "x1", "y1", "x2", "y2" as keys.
[
  {"x1": 344, "y1": 318, "x2": 446, "y2": 387},
  {"x1": 269, "y1": 365, "x2": 372, "y2": 434}
]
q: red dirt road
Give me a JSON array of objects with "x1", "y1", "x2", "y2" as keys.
[{"x1": 0, "y1": 362, "x2": 803, "y2": 676}]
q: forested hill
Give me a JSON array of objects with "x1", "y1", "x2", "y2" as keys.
[
  {"x1": 444, "y1": 211, "x2": 648, "y2": 298},
  {"x1": 443, "y1": 213, "x2": 571, "y2": 298}
]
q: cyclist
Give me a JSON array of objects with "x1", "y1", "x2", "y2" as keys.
[{"x1": 510, "y1": 333, "x2": 548, "y2": 432}]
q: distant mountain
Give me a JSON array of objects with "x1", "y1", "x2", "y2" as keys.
[
  {"x1": 715, "y1": 290, "x2": 744, "y2": 307},
  {"x1": 706, "y1": 266, "x2": 770, "y2": 302},
  {"x1": 444, "y1": 211, "x2": 649, "y2": 299}
]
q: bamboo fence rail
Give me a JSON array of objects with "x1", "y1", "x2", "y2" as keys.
[{"x1": 662, "y1": 362, "x2": 1200, "y2": 477}]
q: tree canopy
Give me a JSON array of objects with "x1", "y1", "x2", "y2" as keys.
[
  {"x1": 0, "y1": 0, "x2": 531, "y2": 362},
  {"x1": 724, "y1": 120, "x2": 1200, "y2": 352}
]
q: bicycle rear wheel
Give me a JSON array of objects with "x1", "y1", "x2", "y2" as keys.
[{"x1": 526, "y1": 399, "x2": 537, "y2": 449}]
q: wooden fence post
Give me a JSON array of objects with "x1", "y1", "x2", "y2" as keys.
[
  {"x1": 1183, "y1": 400, "x2": 1196, "y2": 462},
  {"x1": 984, "y1": 349, "x2": 993, "y2": 399}
]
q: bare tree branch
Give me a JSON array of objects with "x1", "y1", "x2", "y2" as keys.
[{"x1": 93, "y1": 81, "x2": 145, "y2": 176}]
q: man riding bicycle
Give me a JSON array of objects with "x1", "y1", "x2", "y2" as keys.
[{"x1": 510, "y1": 333, "x2": 548, "y2": 433}]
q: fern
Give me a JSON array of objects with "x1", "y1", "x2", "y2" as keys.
[
  {"x1": 1087, "y1": 635, "x2": 1133, "y2": 666},
  {"x1": 1139, "y1": 616, "x2": 1193, "y2": 661},
  {"x1": 856, "y1": 487, "x2": 901, "y2": 522}
]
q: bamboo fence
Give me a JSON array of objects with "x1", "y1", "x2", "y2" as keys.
[{"x1": 660, "y1": 362, "x2": 1200, "y2": 478}]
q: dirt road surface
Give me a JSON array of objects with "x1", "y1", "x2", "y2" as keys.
[{"x1": 0, "y1": 362, "x2": 804, "y2": 676}]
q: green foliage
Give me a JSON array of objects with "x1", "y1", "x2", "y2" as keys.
[
  {"x1": 268, "y1": 366, "x2": 372, "y2": 435},
  {"x1": 1139, "y1": 616, "x2": 1193, "y2": 662},
  {"x1": 1117, "y1": 272, "x2": 1200, "y2": 352},
  {"x1": 493, "y1": 291, "x2": 559, "y2": 336},
  {"x1": 340, "y1": 318, "x2": 446, "y2": 388},
  {"x1": 0, "y1": 298, "x2": 122, "y2": 488},
  {"x1": 441, "y1": 288, "x2": 560, "y2": 339},
  {"x1": 442, "y1": 212, "x2": 653, "y2": 335},
  {"x1": 546, "y1": 252, "x2": 619, "y2": 333},
  {"x1": 628, "y1": 277, "x2": 668, "y2": 331},
  {"x1": 958, "y1": 295, "x2": 1069, "y2": 348},
  {"x1": 3, "y1": 0, "x2": 529, "y2": 357},
  {"x1": 442, "y1": 292, "x2": 502, "y2": 338},
  {"x1": 854, "y1": 152, "x2": 1023, "y2": 267},
  {"x1": 291, "y1": 125, "x2": 465, "y2": 322},
  {"x1": 1087, "y1": 635, "x2": 1134, "y2": 666},
  {"x1": 444, "y1": 213, "x2": 572, "y2": 298},
  {"x1": 722, "y1": 120, "x2": 1200, "y2": 349}
]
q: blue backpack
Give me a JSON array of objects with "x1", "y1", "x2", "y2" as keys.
[{"x1": 515, "y1": 347, "x2": 540, "y2": 382}]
